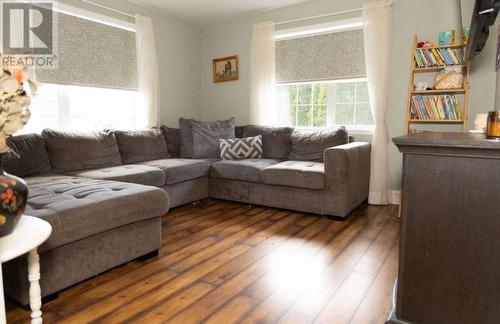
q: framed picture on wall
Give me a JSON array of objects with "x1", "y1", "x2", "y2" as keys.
[{"x1": 213, "y1": 55, "x2": 238, "y2": 82}]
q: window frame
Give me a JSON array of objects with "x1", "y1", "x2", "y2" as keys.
[
  {"x1": 276, "y1": 78, "x2": 374, "y2": 134},
  {"x1": 21, "y1": 83, "x2": 141, "y2": 134}
]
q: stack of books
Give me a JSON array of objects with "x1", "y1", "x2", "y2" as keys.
[
  {"x1": 414, "y1": 47, "x2": 464, "y2": 67},
  {"x1": 410, "y1": 95, "x2": 463, "y2": 120}
]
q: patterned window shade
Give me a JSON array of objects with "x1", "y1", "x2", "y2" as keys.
[
  {"x1": 276, "y1": 29, "x2": 366, "y2": 83},
  {"x1": 36, "y1": 13, "x2": 138, "y2": 90}
]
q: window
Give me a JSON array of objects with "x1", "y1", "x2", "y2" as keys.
[
  {"x1": 19, "y1": 83, "x2": 141, "y2": 134},
  {"x1": 276, "y1": 78, "x2": 373, "y2": 131}
]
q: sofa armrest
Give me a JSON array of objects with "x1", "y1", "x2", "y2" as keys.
[{"x1": 323, "y1": 142, "x2": 371, "y2": 217}]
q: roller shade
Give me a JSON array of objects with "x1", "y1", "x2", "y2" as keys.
[
  {"x1": 276, "y1": 29, "x2": 366, "y2": 83},
  {"x1": 36, "y1": 13, "x2": 138, "y2": 90}
]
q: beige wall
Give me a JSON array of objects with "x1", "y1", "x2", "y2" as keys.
[
  {"x1": 200, "y1": 0, "x2": 498, "y2": 191},
  {"x1": 58, "y1": 0, "x2": 202, "y2": 126}
]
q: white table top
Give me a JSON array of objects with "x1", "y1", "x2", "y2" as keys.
[{"x1": 0, "y1": 216, "x2": 52, "y2": 263}]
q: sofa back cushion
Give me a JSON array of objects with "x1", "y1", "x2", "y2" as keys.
[
  {"x1": 235, "y1": 126, "x2": 246, "y2": 138},
  {"x1": 114, "y1": 129, "x2": 170, "y2": 164},
  {"x1": 289, "y1": 127, "x2": 348, "y2": 162},
  {"x1": 160, "y1": 126, "x2": 180, "y2": 158},
  {"x1": 243, "y1": 126, "x2": 293, "y2": 159},
  {"x1": 3, "y1": 134, "x2": 52, "y2": 177},
  {"x1": 42, "y1": 129, "x2": 122, "y2": 173},
  {"x1": 191, "y1": 118, "x2": 235, "y2": 158},
  {"x1": 179, "y1": 117, "x2": 194, "y2": 158}
]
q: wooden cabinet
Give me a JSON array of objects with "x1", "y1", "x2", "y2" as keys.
[{"x1": 390, "y1": 132, "x2": 500, "y2": 324}]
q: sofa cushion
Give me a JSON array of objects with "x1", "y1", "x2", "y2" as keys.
[
  {"x1": 210, "y1": 159, "x2": 282, "y2": 183},
  {"x1": 262, "y1": 161, "x2": 325, "y2": 190},
  {"x1": 191, "y1": 118, "x2": 235, "y2": 158},
  {"x1": 25, "y1": 175, "x2": 168, "y2": 252},
  {"x1": 3, "y1": 134, "x2": 51, "y2": 177},
  {"x1": 219, "y1": 135, "x2": 262, "y2": 160},
  {"x1": 140, "y1": 158, "x2": 215, "y2": 185},
  {"x1": 289, "y1": 127, "x2": 348, "y2": 162},
  {"x1": 235, "y1": 126, "x2": 246, "y2": 138},
  {"x1": 65, "y1": 165, "x2": 166, "y2": 187},
  {"x1": 243, "y1": 125, "x2": 293, "y2": 159},
  {"x1": 42, "y1": 129, "x2": 122, "y2": 173},
  {"x1": 160, "y1": 126, "x2": 180, "y2": 158},
  {"x1": 179, "y1": 117, "x2": 194, "y2": 158},
  {"x1": 114, "y1": 129, "x2": 170, "y2": 164}
]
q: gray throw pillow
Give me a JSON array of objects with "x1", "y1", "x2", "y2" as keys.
[
  {"x1": 219, "y1": 135, "x2": 263, "y2": 160},
  {"x1": 42, "y1": 129, "x2": 122, "y2": 173},
  {"x1": 3, "y1": 134, "x2": 52, "y2": 177},
  {"x1": 179, "y1": 117, "x2": 193, "y2": 158},
  {"x1": 289, "y1": 127, "x2": 348, "y2": 162},
  {"x1": 160, "y1": 125, "x2": 180, "y2": 158},
  {"x1": 243, "y1": 125, "x2": 293, "y2": 159},
  {"x1": 114, "y1": 129, "x2": 170, "y2": 164},
  {"x1": 191, "y1": 118, "x2": 235, "y2": 158}
]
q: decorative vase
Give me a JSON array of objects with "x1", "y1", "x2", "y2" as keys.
[{"x1": 0, "y1": 154, "x2": 28, "y2": 237}]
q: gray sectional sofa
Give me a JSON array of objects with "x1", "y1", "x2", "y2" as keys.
[{"x1": 2, "y1": 122, "x2": 370, "y2": 305}]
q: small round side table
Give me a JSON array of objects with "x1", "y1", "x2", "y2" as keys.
[{"x1": 0, "y1": 216, "x2": 52, "y2": 324}]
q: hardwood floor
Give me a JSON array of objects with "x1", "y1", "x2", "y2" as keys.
[{"x1": 6, "y1": 200, "x2": 400, "y2": 324}]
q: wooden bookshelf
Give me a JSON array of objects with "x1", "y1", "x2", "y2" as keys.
[
  {"x1": 409, "y1": 119, "x2": 464, "y2": 123},
  {"x1": 405, "y1": 35, "x2": 470, "y2": 134},
  {"x1": 411, "y1": 89, "x2": 466, "y2": 94},
  {"x1": 413, "y1": 65, "x2": 467, "y2": 72}
]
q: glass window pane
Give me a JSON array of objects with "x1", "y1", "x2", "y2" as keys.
[
  {"x1": 313, "y1": 105, "x2": 326, "y2": 127},
  {"x1": 313, "y1": 83, "x2": 327, "y2": 105},
  {"x1": 334, "y1": 103, "x2": 354, "y2": 125},
  {"x1": 297, "y1": 106, "x2": 312, "y2": 127},
  {"x1": 18, "y1": 83, "x2": 59, "y2": 134},
  {"x1": 357, "y1": 81, "x2": 370, "y2": 102},
  {"x1": 336, "y1": 83, "x2": 355, "y2": 102},
  {"x1": 289, "y1": 84, "x2": 298, "y2": 105},
  {"x1": 354, "y1": 103, "x2": 374, "y2": 125},
  {"x1": 66, "y1": 86, "x2": 137, "y2": 130},
  {"x1": 297, "y1": 84, "x2": 312, "y2": 105}
]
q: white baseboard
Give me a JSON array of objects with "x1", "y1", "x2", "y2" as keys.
[{"x1": 388, "y1": 190, "x2": 401, "y2": 205}]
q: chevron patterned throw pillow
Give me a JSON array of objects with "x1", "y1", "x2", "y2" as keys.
[{"x1": 219, "y1": 135, "x2": 263, "y2": 160}]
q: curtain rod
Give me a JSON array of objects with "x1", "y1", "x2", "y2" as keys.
[
  {"x1": 274, "y1": 0, "x2": 393, "y2": 26},
  {"x1": 275, "y1": 7, "x2": 362, "y2": 26},
  {"x1": 80, "y1": 0, "x2": 135, "y2": 18}
]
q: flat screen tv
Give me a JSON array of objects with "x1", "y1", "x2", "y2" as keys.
[{"x1": 465, "y1": 0, "x2": 500, "y2": 62}]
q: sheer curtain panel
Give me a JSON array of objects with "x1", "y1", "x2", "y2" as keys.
[
  {"x1": 363, "y1": 1, "x2": 392, "y2": 205},
  {"x1": 249, "y1": 22, "x2": 276, "y2": 125},
  {"x1": 135, "y1": 14, "x2": 160, "y2": 128}
]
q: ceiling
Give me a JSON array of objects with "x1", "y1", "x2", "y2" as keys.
[{"x1": 130, "y1": 0, "x2": 310, "y2": 25}]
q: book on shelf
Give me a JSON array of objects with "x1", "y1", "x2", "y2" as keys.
[
  {"x1": 414, "y1": 47, "x2": 464, "y2": 68},
  {"x1": 410, "y1": 95, "x2": 463, "y2": 120}
]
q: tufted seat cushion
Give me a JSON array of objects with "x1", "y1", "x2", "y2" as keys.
[
  {"x1": 262, "y1": 161, "x2": 325, "y2": 190},
  {"x1": 140, "y1": 158, "x2": 216, "y2": 185},
  {"x1": 64, "y1": 165, "x2": 166, "y2": 187},
  {"x1": 25, "y1": 175, "x2": 169, "y2": 253},
  {"x1": 210, "y1": 159, "x2": 282, "y2": 183}
]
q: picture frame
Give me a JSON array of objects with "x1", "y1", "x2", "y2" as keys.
[{"x1": 213, "y1": 55, "x2": 238, "y2": 82}]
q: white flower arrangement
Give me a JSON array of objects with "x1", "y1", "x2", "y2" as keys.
[{"x1": 0, "y1": 54, "x2": 37, "y2": 153}]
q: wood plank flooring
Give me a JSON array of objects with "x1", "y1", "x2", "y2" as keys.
[{"x1": 6, "y1": 199, "x2": 400, "y2": 324}]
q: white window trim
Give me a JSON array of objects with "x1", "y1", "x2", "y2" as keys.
[
  {"x1": 53, "y1": 1, "x2": 135, "y2": 31},
  {"x1": 275, "y1": 17, "x2": 363, "y2": 41}
]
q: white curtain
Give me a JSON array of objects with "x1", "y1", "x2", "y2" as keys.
[
  {"x1": 363, "y1": 1, "x2": 392, "y2": 205},
  {"x1": 135, "y1": 14, "x2": 159, "y2": 128},
  {"x1": 249, "y1": 22, "x2": 276, "y2": 125}
]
